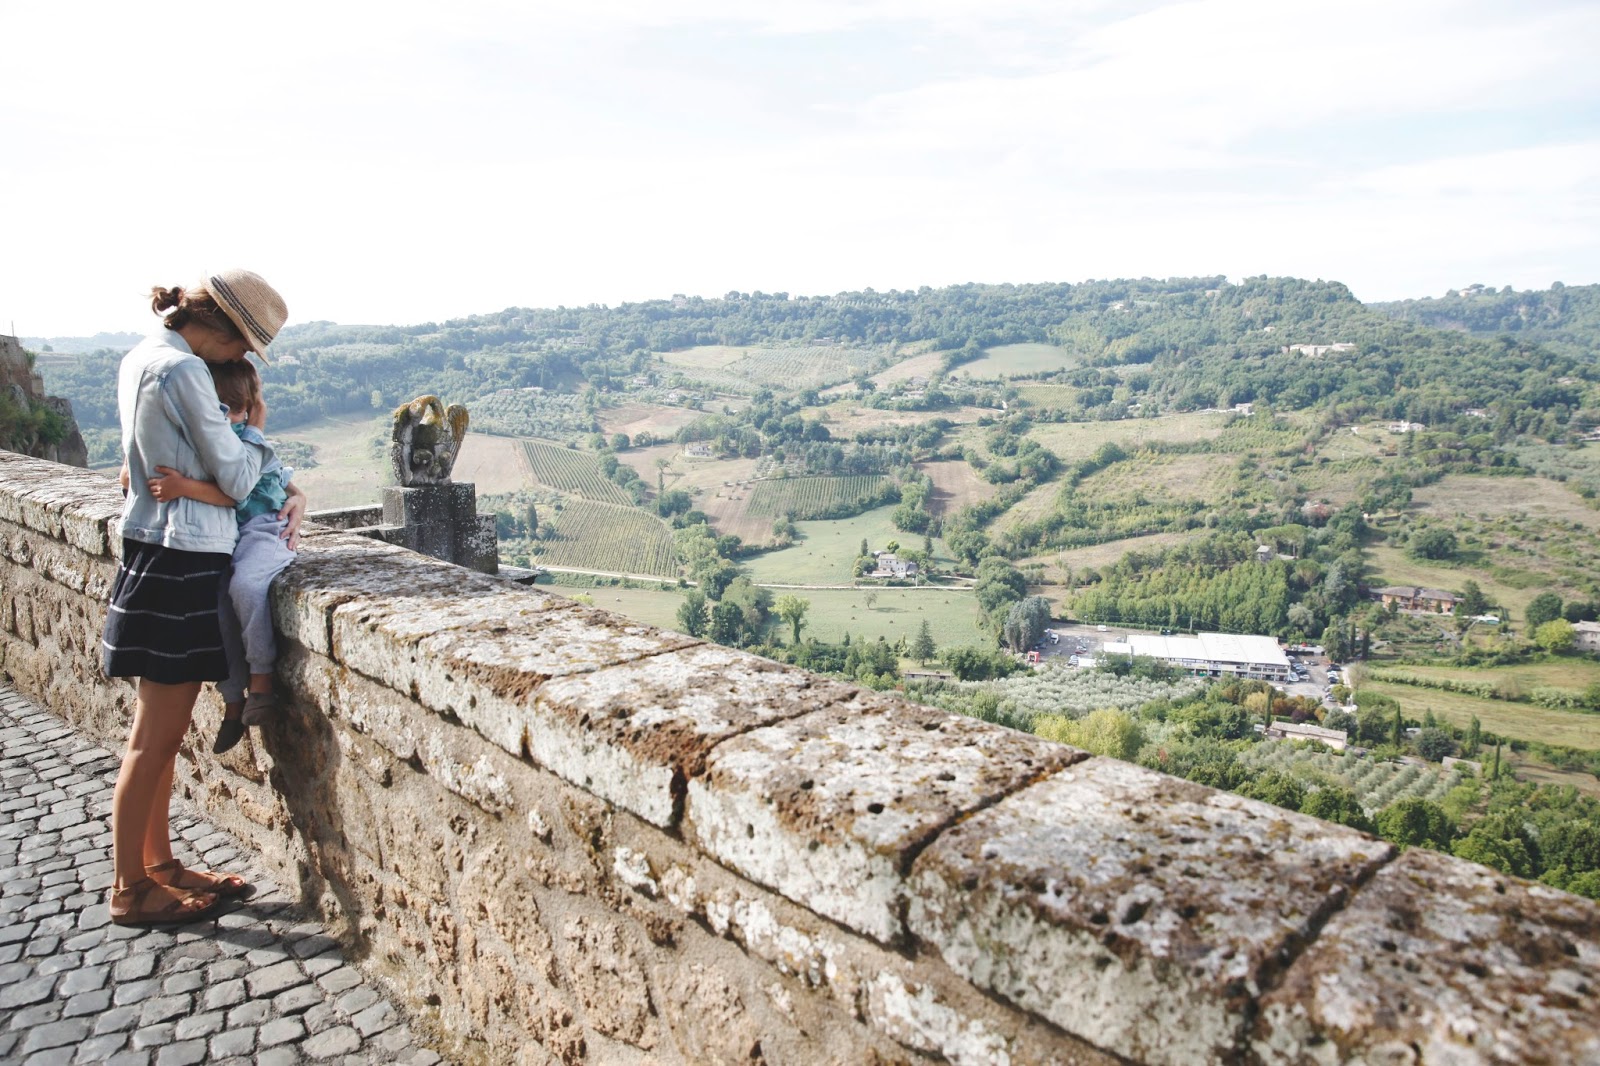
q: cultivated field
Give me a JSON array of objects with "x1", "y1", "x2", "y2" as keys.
[
  {"x1": 536, "y1": 499, "x2": 677, "y2": 577},
  {"x1": 1360, "y1": 679, "x2": 1600, "y2": 751},
  {"x1": 954, "y1": 343, "x2": 1080, "y2": 379},
  {"x1": 519, "y1": 440, "x2": 633, "y2": 504},
  {"x1": 818, "y1": 402, "x2": 994, "y2": 438},
  {"x1": 450, "y1": 433, "x2": 533, "y2": 495},
  {"x1": 1015, "y1": 385, "x2": 1080, "y2": 408},
  {"x1": 1075, "y1": 452, "x2": 1234, "y2": 501},
  {"x1": 870, "y1": 350, "x2": 945, "y2": 388},
  {"x1": 599, "y1": 402, "x2": 701, "y2": 441},
  {"x1": 1027, "y1": 411, "x2": 1232, "y2": 461},
  {"x1": 917, "y1": 460, "x2": 1000, "y2": 517},
  {"x1": 1369, "y1": 659, "x2": 1600, "y2": 699},
  {"x1": 659, "y1": 344, "x2": 881, "y2": 391},
  {"x1": 1016, "y1": 531, "x2": 1198, "y2": 583},
  {"x1": 745, "y1": 476, "x2": 891, "y2": 520},
  {"x1": 1412, "y1": 474, "x2": 1600, "y2": 531},
  {"x1": 1001, "y1": 481, "x2": 1064, "y2": 530},
  {"x1": 1237, "y1": 742, "x2": 1468, "y2": 814}
]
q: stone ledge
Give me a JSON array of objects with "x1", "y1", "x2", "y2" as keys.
[
  {"x1": 0, "y1": 452, "x2": 121, "y2": 556},
  {"x1": 1254, "y1": 846, "x2": 1600, "y2": 1065},
  {"x1": 688, "y1": 693, "x2": 1083, "y2": 944},
  {"x1": 907, "y1": 758, "x2": 1395, "y2": 1065},
  {"x1": 529, "y1": 643, "x2": 860, "y2": 828}
]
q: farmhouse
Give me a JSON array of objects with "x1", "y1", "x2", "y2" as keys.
[
  {"x1": 682, "y1": 442, "x2": 714, "y2": 458},
  {"x1": 1372, "y1": 585, "x2": 1458, "y2": 614},
  {"x1": 1123, "y1": 632, "x2": 1291, "y2": 681},
  {"x1": 869, "y1": 551, "x2": 918, "y2": 579},
  {"x1": 1574, "y1": 620, "x2": 1600, "y2": 654},
  {"x1": 1265, "y1": 721, "x2": 1349, "y2": 751}
]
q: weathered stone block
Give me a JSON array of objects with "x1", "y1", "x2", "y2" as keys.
[
  {"x1": 1254, "y1": 847, "x2": 1600, "y2": 1065},
  {"x1": 333, "y1": 590, "x2": 695, "y2": 757},
  {"x1": 528, "y1": 643, "x2": 854, "y2": 827},
  {"x1": 688, "y1": 694, "x2": 1083, "y2": 944},
  {"x1": 907, "y1": 757, "x2": 1395, "y2": 1066}
]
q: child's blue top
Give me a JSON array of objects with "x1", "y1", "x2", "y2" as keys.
[{"x1": 227, "y1": 413, "x2": 294, "y2": 523}]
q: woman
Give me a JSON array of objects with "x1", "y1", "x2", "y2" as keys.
[{"x1": 103, "y1": 269, "x2": 304, "y2": 925}]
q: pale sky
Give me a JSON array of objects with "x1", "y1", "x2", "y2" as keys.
[{"x1": 4, "y1": 0, "x2": 1598, "y2": 338}]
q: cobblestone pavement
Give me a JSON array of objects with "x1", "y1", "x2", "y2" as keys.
[{"x1": 0, "y1": 684, "x2": 446, "y2": 1065}]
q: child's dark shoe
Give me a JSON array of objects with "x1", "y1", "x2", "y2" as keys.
[
  {"x1": 212, "y1": 717, "x2": 246, "y2": 754},
  {"x1": 240, "y1": 691, "x2": 276, "y2": 727}
]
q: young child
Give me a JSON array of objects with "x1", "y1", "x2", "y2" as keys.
[{"x1": 146, "y1": 359, "x2": 303, "y2": 754}]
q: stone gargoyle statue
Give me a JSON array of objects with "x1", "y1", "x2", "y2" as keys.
[{"x1": 390, "y1": 395, "x2": 470, "y2": 486}]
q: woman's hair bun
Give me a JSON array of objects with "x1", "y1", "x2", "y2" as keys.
[{"x1": 149, "y1": 286, "x2": 184, "y2": 314}]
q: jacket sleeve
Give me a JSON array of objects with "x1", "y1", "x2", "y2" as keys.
[{"x1": 160, "y1": 359, "x2": 266, "y2": 502}]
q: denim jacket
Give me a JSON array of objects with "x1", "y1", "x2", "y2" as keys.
[{"x1": 117, "y1": 330, "x2": 267, "y2": 554}]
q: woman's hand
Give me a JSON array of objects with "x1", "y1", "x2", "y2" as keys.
[{"x1": 278, "y1": 483, "x2": 307, "y2": 550}]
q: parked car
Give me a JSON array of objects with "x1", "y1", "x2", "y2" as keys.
[{"x1": 1096, "y1": 624, "x2": 1108, "y2": 632}]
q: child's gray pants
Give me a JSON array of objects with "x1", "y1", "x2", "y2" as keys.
[{"x1": 218, "y1": 514, "x2": 297, "y2": 704}]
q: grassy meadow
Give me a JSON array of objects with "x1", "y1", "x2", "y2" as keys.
[
  {"x1": 553, "y1": 582, "x2": 985, "y2": 649},
  {"x1": 742, "y1": 505, "x2": 957, "y2": 585}
]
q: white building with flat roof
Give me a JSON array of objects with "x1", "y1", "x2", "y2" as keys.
[{"x1": 1124, "y1": 632, "x2": 1290, "y2": 681}]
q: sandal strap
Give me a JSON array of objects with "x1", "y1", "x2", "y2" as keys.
[
  {"x1": 146, "y1": 860, "x2": 248, "y2": 892},
  {"x1": 111, "y1": 877, "x2": 217, "y2": 921}
]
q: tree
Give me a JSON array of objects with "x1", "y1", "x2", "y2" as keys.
[
  {"x1": 1374, "y1": 798, "x2": 1455, "y2": 850},
  {"x1": 1526, "y1": 592, "x2": 1564, "y2": 628},
  {"x1": 1457, "y1": 580, "x2": 1489, "y2": 619},
  {"x1": 912, "y1": 619, "x2": 936, "y2": 664},
  {"x1": 1534, "y1": 618, "x2": 1576, "y2": 653},
  {"x1": 1002, "y1": 596, "x2": 1052, "y2": 653},
  {"x1": 1464, "y1": 715, "x2": 1481, "y2": 756},
  {"x1": 974, "y1": 558, "x2": 1028, "y2": 615},
  {"x1": 1391, "y1": 704, "x2": 1404, "y2": 748},
  {"x1": 1035, "y1": 709, "x2": 1144, "y2": 761},
  {"x1": 775, "y1": 595, "x2": 810, "y2": 644},
  {"x1": 1301, "y1": 787, "x2": 1375, "y2": 833},
  {"x1": 523, "y1": 500, "x2": 539, "y2": 537},
  {"x1": 1415, "y1": 727, "x2": 1458, "y2": 762},
  {"x1": 864, "y1": 591, "x2": 879, "y2": 611},
  {"x1": 1452, "y1": 813, "x2": 1536, "y2": 878},
  {"x1": 709, "y1": 601, "x2": 745, "y2": 646},
  {"x1": 1408, "y1": 527, "x2": 1457, "y2": 561},
  {"x1": 1286, "y1": 602, "x2": 1315, "y2": 635},
  {"x1": 676, "y1": 590, "x2": 708, "y2": 638}
]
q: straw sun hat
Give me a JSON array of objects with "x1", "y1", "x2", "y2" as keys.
[{"x1": 202, "y1": 268, "x2": 287, "y2": 362}]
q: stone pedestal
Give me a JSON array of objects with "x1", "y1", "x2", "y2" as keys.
[{"x1": 312, "y1": 483, "x2": 498, "y2": 574}]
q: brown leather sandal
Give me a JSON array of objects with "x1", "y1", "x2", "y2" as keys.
[
  {"x1": 110, "y1": 877, "x2": 223, "y2": 927},
  {"x1": 146, "y1": 859, "x2": 255, "y2": 899}
]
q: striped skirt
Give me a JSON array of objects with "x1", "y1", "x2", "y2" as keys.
[{"x1": 102, "y1": 538, "x2": 232, "y2": 684}]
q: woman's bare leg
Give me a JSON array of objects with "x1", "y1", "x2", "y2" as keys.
[
  {"x1": 112, "y1": 679, "x2": 200, "y2": 890},
  {"x1": 141, "y1": 753, "x2": 178, "y2": 869}
]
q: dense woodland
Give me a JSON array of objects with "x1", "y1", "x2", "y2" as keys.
[{"x1": 37, "y1": 278, "x2": 1600, "y2": 442}]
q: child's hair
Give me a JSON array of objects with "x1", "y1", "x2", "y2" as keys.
[{"x1": 207, "y1": 359, "x2": 262, "y2": 416}]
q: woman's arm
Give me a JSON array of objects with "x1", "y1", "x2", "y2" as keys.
[{"x1": 148, "y1": 466, "x2": 238, "y2": 508}]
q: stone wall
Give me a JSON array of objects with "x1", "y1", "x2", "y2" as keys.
[{"x1": 1, "y1": 449, "x2": 1597, "y2": 1066}]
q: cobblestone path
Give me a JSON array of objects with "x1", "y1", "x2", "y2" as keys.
[{"x1": 0, "y1": 684, "x2": 446, "y2": 1065}]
